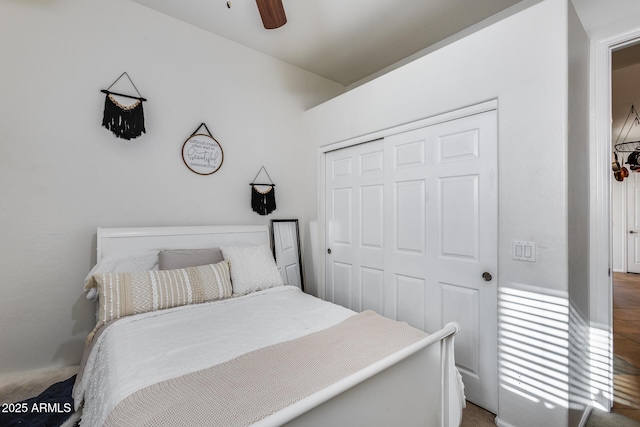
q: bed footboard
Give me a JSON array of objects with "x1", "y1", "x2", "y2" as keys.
[{"x1": 256, "y1": 322, "x2": 463, "y2": 427}]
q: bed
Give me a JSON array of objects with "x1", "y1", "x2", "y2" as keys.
[{"x1": 73, "y1": 225, "x2": 464, "y2": 427}]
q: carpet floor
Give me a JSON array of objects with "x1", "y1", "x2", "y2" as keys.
[{"x1": 461, "y1": 402, "x2": 496, "y2": 426}]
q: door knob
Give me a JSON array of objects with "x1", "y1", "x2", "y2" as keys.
[
  {"x1": 482, "y1": 272, "x2": 493, "y2": 282},
  {"x1": 327, "y1": 248, "x2": 332, "y2": 254},
  {"x1": 631, "y1": 230, "x2": 637, "y2": 234}
]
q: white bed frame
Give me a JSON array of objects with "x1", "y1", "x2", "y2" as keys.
[{"x1": 95, "y1": 225, "x2": 464, "y2": 427}]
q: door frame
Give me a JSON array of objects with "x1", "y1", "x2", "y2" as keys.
[
  {"x1": 611, "y1": 172, "x2": 630, "y2": 274},
  {"x1": 317, "y1": 99, "x2": 498, "y2": 300},
  {"x1": 592, "y1": 26, "x2": 640, "y2": 411},
  {"x1": 625, "y1": 176, "x2": 640, "y2": 274},
  {"x1": 620, "y1": 179, "x2": 628, "y2": 273}
]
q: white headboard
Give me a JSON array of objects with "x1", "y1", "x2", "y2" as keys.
[{"x1": 97, "y1": 225, "x2": 270, "y2": 261}]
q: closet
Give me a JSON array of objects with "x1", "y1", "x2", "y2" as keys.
[{"x1": 324, "y1": 107, "x2": 498, "y2": 412}]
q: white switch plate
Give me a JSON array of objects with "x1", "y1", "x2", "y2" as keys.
[{"x1": 513, "y1": 241, "x2": 536, "y2": 262}]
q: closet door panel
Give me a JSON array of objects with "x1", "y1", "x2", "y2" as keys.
[
  {"x1": 360, "y1": 184, "x2": 384, "y2": 249},
  {"x1": 385, "y1": 130, "x2": 432, "y2": 325},
  {"x1": 431, "y1": 112, "x2": 498, "y2": 413},
  {"x1": 441, "y1": 282, "x2": 480, "y2": 376},
  {"x1": 331, "y1": 188, "x2": 352, "y2": 246},
  {"x1": 331, "y1": 261, "x2": 352, "y2": 309},
  {"x1": 383, "y1": 110, "x2": 498, "y2": 413},
  {"x1": 439, "y1": 174, "x2": 478, "y2": 260},
  {"x1": 326, "y1": 140, "x2": 384, "y2": 312},
  {"x1": 396, "y1": 274, "x2": 426, "y2": 331},
  {"x1": 361, "y1": 267, "x2": 384, "y2": 314},
  {"x1": 395, "y1": 180, "x2": 426, "y2": 254}
]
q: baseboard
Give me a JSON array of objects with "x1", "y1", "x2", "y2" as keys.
[
  {"x1": 579, "y1": 403, "x2": 594, "y2": 427},
  {"x1": 495, "y1": 417, "x2": 516, "y2": 427},
  {"x1": 496, "y1": 404, "x2": 594, "y2": 427},
  {"x1": 0, "y1": 366, "x2": 78, "y2": 404}
]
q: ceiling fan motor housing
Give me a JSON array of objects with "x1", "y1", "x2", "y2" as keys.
[{"x1": 256, "y1": 0, "x2": 287, "y2": 29}]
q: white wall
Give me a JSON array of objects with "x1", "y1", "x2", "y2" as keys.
[
  {"x1": 303, "y1": 0, "x2": 574, "y2": 425},
  {"x1": 567, "y1": 1, "x2": 592, "y2": 424},
  {"x1": 0, "y1": 0, "x2": 344, "y2": 376},
  {"x1": 568, "y1": 0, "x2": 591, "y2": 321}
]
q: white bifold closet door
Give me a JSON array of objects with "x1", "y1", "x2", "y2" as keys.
[{"x1": 325, "y1": 109, "x2": 498, "y2": 413}]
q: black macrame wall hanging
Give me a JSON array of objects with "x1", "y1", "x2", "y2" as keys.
[
  {"x1": 101, "y1": 72, "x2": 147, "y2": 140},
  {"x1": 250, "y1": 167, "x2": 276, "y2": 216}
]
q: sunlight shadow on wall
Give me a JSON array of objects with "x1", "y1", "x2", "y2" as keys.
[
  {"x1": 587, "y1": 322, "x2": 613, "y2": 410},
  {"x1": 499, "y1": 287, "x2": 612, "y2": 412},
  {"x1": 499, "y1": 287, "x2": 570, "y2": 408}
]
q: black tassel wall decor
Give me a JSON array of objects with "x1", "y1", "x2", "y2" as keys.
[
  {"x1": 100, "y1": 72, "x2": 147, "y2": 140},
  {"x1": 102, "y1": 94, "x2": 146, "y2": 140},
  {"x1": 250, "y1": 166, "x2": 276, "y2": 215},
  {"x1": 251, "y1": 185, "x2": 276, "y2": 215}
]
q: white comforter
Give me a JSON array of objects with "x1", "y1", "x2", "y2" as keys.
[{"x1": 74, "y1": 286, "x2": 354, "y2": 427}]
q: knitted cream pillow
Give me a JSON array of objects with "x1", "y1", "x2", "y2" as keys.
[{"x1": 221, "y1": 245, "x2": 284, "y2": 295}]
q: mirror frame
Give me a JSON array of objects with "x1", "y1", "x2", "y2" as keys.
[{"x1": 270, "y1": 219, "x2": 304, "y2": 292}]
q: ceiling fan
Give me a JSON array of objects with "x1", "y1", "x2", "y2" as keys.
[{"x1": 255, "y1": 0, "x2": 287, "y2": 29}]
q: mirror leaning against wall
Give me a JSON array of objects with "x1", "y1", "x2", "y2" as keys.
[{"x1": 270, "y1": 219, "x2": 304, "y2": 291}]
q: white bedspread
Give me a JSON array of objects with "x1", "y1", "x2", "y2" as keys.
[{"x1": 74, "y1": 286, "x2": 354, "y2": 427}]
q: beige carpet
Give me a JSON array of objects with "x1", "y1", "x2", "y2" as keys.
[
  {"x1": 587, "y1": 409, "x2": 640, "y2": 427},
  {"x1": 0, "y1": 366, "x2": 78, "y2": 405},
  {"x1": 461, "y1": 402, "x2": 496, "y2": 427}
]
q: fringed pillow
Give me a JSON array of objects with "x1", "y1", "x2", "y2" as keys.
[{"x1": 87, "y1": 260, "x2": 232, "y2": 342}]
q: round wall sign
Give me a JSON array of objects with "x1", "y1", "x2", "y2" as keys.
[{"x1": 182, "y1": 133, "x2": 224, "y2": 175}]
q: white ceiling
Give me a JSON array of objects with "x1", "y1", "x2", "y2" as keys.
[{"x1": 130, "y1": 0, "x2": 524, "y2": 86}]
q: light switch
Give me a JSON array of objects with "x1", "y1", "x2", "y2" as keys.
[
  {"x1": 513, "y1": 241, "x2": 536, "y2": 262},
  {"x1": 515, "y1": 244, "x2": 523, "y2": 257}
]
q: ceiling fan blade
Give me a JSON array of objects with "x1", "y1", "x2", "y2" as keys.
[{"x1": 255, "y1": 0, "x2": 287, "y2": 29}]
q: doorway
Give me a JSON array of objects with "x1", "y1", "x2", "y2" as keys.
[
  {"x1": 609, "y1": 42, "x2": 640, "y2": 421},
  {"x1": 592, "y1": 25, "x2": 640, "y2": 412},
  {"x1": 612, "y1": 42, "x2": 640, "y2": 275}
]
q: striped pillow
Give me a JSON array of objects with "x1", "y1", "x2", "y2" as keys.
[{"x1": 88, "y1": 260, "x2": 232, "y2": 342}]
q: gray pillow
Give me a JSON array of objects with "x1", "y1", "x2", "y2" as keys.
[{"x1": 158, "y1": 248, "x2": 224, "y2": 270}]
